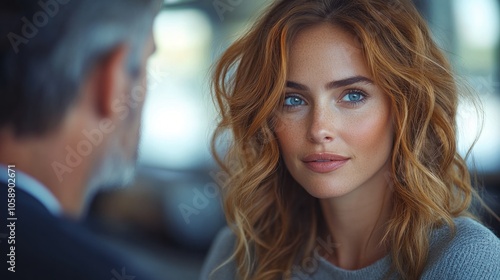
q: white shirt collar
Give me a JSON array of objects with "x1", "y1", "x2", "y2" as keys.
[{"x1": 0, "y1": 164, "x2": 62, "y2": 216}]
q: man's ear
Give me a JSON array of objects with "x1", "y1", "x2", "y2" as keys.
[{"x1": 93, "y1": 44, "x2": 130, "y2": 118}]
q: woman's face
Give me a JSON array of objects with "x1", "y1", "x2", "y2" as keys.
[{"x1": 275, "y1": 23, "x2": 394, "y2": 199}]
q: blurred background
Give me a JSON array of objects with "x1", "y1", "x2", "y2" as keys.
[{"x1": 86, "y1": 0, "x2": 500, "y2": 279}]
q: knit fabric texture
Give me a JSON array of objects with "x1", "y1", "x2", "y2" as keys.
[{"x1": 200, "y1": 217, "x2": 500, "y2": 280}]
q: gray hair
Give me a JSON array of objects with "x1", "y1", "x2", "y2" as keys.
[{"x1": 0, "y1": 0, "x2": 162, "y2": 137}]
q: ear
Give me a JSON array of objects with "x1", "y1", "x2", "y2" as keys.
[{"x1": 93, "y1": 44, "x2": 130, "y2": 118}]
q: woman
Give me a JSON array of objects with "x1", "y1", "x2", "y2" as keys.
[{"x1": 201, "y1": 0, "x2": 500, "y2": 279}]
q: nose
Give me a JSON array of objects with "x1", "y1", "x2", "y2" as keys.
[{"x1": 307, "y1": 106, "x2": 335, "y2": 143}]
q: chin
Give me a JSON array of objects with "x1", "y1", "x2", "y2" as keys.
[
  {"x1": 301, "y1": 183, "x2": 354, "y2": 199},
  {"x1": 88, "y1": 142, "x2": 138, "y2": 192}
]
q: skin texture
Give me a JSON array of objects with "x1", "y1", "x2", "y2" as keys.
[
  {"x1": 275, "y1": 23, "x2": 394, "y2": 269},
  {"x1": 85, "y1": 34, "x2": 156, "y2": 205}
]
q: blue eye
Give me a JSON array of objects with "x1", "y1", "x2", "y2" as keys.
[
  {"x1": 341, "y1": 90, "x2": 366, "y2": 104},
  {"x1": 284, "y1": 95, "x2": 306, "y2": 107}
]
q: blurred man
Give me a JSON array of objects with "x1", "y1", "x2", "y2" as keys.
[{"x1": 0, "y1": 0, "x2": 163, "y2": 279}]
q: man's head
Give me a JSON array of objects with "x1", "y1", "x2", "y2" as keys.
[{"x1": 0, "y1": 0, "x2": 161, "y2": 216}]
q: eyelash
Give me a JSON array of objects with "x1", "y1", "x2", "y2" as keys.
[
  {"x1": 283, "y1": 94, "x2": 306, "y2": 108},
  {"x1": 283, "y1": 89, "x2": 369, "y2": 109},
  {"x1": 340, "y1": 89, "x2": 368, "y2": 106}
]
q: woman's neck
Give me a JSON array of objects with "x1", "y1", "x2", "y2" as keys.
[{"x1": 319, "y1": 176, "x2": 393, "y2": 270}]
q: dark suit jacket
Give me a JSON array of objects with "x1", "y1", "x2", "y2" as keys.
[{"x1": 0, "y1": 182, "x2": 159, "y2": 280}]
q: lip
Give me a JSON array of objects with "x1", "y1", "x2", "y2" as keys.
[{"x1": 302, "y1": 153, "x2": 350, "y2": 173}]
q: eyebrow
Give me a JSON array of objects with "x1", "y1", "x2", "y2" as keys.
[{"x1": 286, "y1": 75, "x2": 373, "y2": 91}]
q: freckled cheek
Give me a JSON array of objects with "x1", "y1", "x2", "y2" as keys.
[
  {"x1": 340, "y1": 111, "x2": 393, "y2": 154},
  {"x1": 275, "y1": 118, "x2": 306, "y2": 157}
]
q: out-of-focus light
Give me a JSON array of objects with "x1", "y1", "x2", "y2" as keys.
[
  {"x1": 139, "y1": 84, "x2": 211, "y2": 169},
  {"x1": 138, "y1": 9, "x2": 215, "y2": 170},
  {"x1": 454, "y1": 0, "x2": 500, "y2": 49},
  {"x1": 152, "y1": 9, "x2": 212, "y2": 74},
  {"x1": 457, "y1": 91, "x2": 500, "y2": 172},
  {"x1": 154, "y1": 9, "x2": 211, "y2": 50}
]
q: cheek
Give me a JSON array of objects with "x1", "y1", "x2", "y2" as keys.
[
  {"x1": 275, "y1": 117, "x2": 303, "y2": 156},
  {"x1": 341, "y1": 108, "x2": 393, "y2": 156}
]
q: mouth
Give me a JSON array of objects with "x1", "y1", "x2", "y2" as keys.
[
  {"x1": 301, "y1": 153, "x2": 350, "y2": 173},
  {"x1": 302, "y1": 153, "x2": 350, "y2": 162}
]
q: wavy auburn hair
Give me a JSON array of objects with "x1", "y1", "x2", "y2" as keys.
[{"x1": 210, "y1": 0, "x2": 483, "y2": 279}]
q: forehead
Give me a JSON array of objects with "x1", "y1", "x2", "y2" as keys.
[{"x1": 287, "y1": 23, "x2": 370, "y2": 82}]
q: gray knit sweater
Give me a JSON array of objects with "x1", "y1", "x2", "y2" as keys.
[{"x1": 199, "y1": 217, "x2": 500, "y2": 279}]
